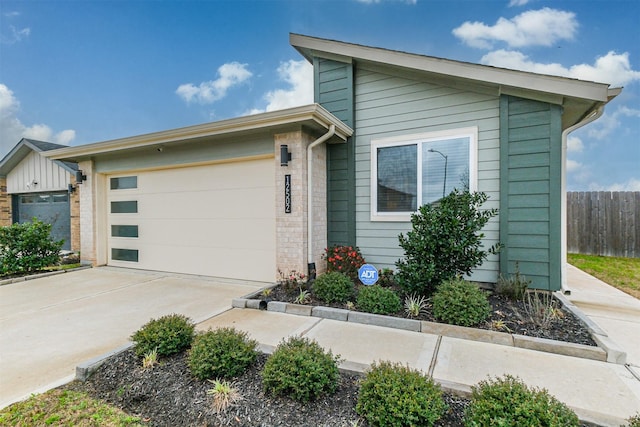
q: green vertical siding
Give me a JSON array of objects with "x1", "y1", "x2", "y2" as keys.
[
  {"x1": 353, "y1": 68, "x2": 501, "y2": 283},
  {"x1": 500, "y1": 95, "x2": 562, "y2": 290},
  {"x1": 314, "y1": 57, "x2": 356, "y2": 246}
]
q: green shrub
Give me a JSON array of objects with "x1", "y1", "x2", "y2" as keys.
[
  {"x1": 357, "y1": 361, "x2": 447, "y2": 427},
  {"x1": 377, "y1": 268, "x2": 397, "y2": 287},
  {"x1": 356, "y1": 285, "x2": 402, "y2": 315},
  {"x1": 131, "y1": 314, "x2": 195, "y2": 357},
  {"x1": 432, "y1": 278, "x2": 491, "y2": 326},
  {"x1": 495, "y1": 264, "x2": 530, "y2": 301},
  {"x1": 188, "y1": 327, "x2": 258, "y2": 380},
  {"x1": 396, "y1": 190, "x2": 500, "y2": 296},
  {"x1": 262, "y1": 336, "x2": 340, "y2": 402},
  {"x1": 323, "y1": 245, "x2": 366, "y2": 281},
  {"x1": 464, "y1": 375, "x2": 580, "y2": 427},
  {"x1": 627, "y1": 413, "x2": 640, "y2": 427},
  {"x1": 0, "y1": 218, "x2": 64, "y2": 276},
  {"x1": 313, "y1": 271, "x2": 354, "y2": 304}
]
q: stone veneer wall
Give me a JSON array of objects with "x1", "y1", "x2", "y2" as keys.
[{"x1": 0, "y1": 177, "x2": 11, "y2": 226}]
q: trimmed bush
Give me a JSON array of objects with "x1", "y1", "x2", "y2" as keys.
[
  {"x1": 0, "y1": 218, "x2": 63, "y2": 276},
  {"x1": 262, "y1": 336, "x2": 340, "y2": 402},
  {"x1": 313, "y1": 271, "x2": 354, "y2": 304},
  {"x1": 432, "y1": 278, "x2": 491, "y2": 327},
  {"x1": 357, "y1": 361, "x2": 447, "y2": 427},
  {"x1": 396, "y1": 190, "x2": 500, "y2": 296},
  {"x1": 188, "y1": 327, "x2": 258, "y2": 380},
  {"x1": 464, "y1": 375, "x2": 580, "y2": 427},
  {"x1": 131, "y1": 314, "x2": 195, "y2": 357},
  {"x1": 356, "y1": 285, "x2": 402, "y2": 315}
]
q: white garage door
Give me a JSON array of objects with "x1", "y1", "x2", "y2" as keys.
[{"x1": 107, "y1": 158, "x2": 275, "y2": 282}]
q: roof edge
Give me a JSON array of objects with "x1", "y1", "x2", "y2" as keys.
[
  {"x1": 290, "y1": 33, "x2": 614, "y2": 103},
  {"x1": 46, "y1": 104, "x2": 353, "y2": 161}
]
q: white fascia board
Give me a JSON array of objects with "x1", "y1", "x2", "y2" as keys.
[
  {"x1": 46, "y1": 104, "x2": 353, "y2": 161},
  {"x1": 291, "y1": 34, "x2": 612, "y2": 103}
]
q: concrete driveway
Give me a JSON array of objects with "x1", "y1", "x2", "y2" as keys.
[{"x1": 0, "y1": 267, "x2": 263, "y2": 408}]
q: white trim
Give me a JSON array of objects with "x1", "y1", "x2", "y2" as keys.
[
  {"x1": 45, "y1": 104, "x2": 352, "y2": 161},
  {"x1": 370, "y1": 127, "x2": 478, "y2": 222}
]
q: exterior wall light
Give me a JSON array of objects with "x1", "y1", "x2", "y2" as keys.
[
  {"x1": 280, "y1": 145, "x2": 292, "y2": 166},
  {"x1": 75, "y1": 170, "x2": 87, "y2": 183}
]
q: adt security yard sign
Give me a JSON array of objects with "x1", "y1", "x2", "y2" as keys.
[{"x1": 358, "y1": 264, "x2": 379, "y2": 286}]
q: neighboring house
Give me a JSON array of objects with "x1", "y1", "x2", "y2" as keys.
[
  {"x1": 0, "y1": 138, "x2": 80, "y2": 251},
  {"x1": 46, "y1": 34, "x2": 620, "y2": 290}
]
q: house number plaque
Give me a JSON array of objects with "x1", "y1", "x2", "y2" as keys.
[{"x1": 284, "y1": 174, "x2": 291, "y2": 213}]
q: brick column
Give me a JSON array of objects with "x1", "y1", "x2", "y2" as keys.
[
  {"x1": 78, "y1": 160, "x2": 96, "y2": 265},
  {"x1": 0, "y1": 177, "x2": 11, "y2": 226},
  {"x1": 275, "y1": 130, "x2": 307, "y2": 277},
  {"x1": 274, "y1": 129, "x2": 329, "y2": 280},
  {"x1": 69, "y1": 175, "x2": 81, "y2": 252}
]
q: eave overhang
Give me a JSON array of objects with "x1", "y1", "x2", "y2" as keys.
[
  {"x1": 291, "y1": 34, "x2": 621, "y2": 130},
  {"x1": 46, "y1": 104, "x2": 353, "y2": 162}
]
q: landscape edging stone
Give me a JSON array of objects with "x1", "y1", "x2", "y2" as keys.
[{"x1": 253, "y1": 296, "x2": 623, "y2": 363}]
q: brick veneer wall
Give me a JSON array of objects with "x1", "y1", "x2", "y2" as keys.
[
  {"x1": 274, "y1": 129, "x2": 329, "y2": 280},
  {"x1": 0, "y1": 177, "x2": 11, "y2": 226},
  {"x1": 78, "y1": 160, "x2": 97, "y2": 265},
  {"x1": 69, "y1": 175, "x2": 81, "y2": 252}
]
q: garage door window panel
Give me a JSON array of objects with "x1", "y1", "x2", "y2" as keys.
[
  {"x1": 111, "y1": 201, "x2": 138, "y2": 214},
  {"x1": 111, "y1": 248, "x2": 139, "y2": 262},
  {"x1": 111, "y1": 225, "x2": 139, "y2": 238},
  {"x1": 110, "y1": 176, "x2": 138, "y2": 190}
]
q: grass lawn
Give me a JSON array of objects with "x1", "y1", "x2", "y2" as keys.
[
  {"x1": 0, "y1": 389, "x2": 145, "y2": 426},
  {"x1": 568, "y1": 253, "x2": 640, "y2": 299}
]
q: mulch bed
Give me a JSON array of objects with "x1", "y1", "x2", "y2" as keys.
[
  {"x1": 263, "y1": 283, "x2": 597, "y2": 347},
  {"x1": 63, "y1": 282, "x2": 600, "y2": 426},
  {"x1": 67, "y1": 349, "x2": 470, "y2": 427}
]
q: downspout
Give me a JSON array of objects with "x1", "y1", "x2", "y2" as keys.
[
  {"x1": 560, "y1": 104, "x2": 605, "y2": 294},
  {"x1": 307, "y1": 124, "x2": 336, "y2": 279}
]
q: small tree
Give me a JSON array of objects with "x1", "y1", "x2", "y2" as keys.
[
  {"x1": 0, "y1": 218, "x2": 63, "y2": 276},
  {"x1": 396, "y1": 190, "x2": 499, "y2": 296}
]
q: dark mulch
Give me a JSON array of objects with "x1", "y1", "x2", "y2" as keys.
[
  {"x1": 63, "y1": 283, "x2": 600, "y2": 426},
  {"x1": 67, "y1": 349, "x2": 468, "y2": 426},
  {"x1": 264, "y1": 283, "x2": 597, "y2": 347}
]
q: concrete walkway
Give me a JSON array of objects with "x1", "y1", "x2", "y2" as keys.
[{"x1": 0, "y1": 267, "x2": 262, "y2": 409}]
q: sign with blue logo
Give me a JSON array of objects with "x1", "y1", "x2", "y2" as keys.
[{"x1": 358, "y1": 264, "x2": 379, "y2": 286}]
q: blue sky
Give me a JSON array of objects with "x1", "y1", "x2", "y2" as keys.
[{"x1": 1, "y1": 0, "x2": 638, "y2": 191}]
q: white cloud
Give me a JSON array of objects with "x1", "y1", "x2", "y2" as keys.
[
  {"x1": 508, "y1": 0, "x2": 531, "y2": 6},
  {"x1": 567, "y1": 136, "x2": 583, "y2": 153},
  {"x1": 481, "y1": 50, "x2": 640, "y2": 86},
  {"x1": 452, "y1": 8, "x2": 577, "y2": 49},
  {"x1": 263, "y1": 60, "x2": 313, "y2": 112},
  {"x1": 1, "y1": 25, "x2": 30, "y2": 44},
  {"x1": 566, "y1": 159, "x2": 582, "y2": 172},
  {"x1": 248, "y1": 59, "x2": 313, "y2": 115},
  {"x1": 0, "y1": 84, "x2": 75, "y2": 155},
  {"x1": 176, "y1": 62, "x2": 252, "y2": 104},
  {"x1": 587, "y1": 106, "x2": 640, "y2": 140},
  {"x1": 589, "y1": 178, "x2": 640, "y2": 191}
]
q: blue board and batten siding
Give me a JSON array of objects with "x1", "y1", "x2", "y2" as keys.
[
  {"x1": 500, "y1": 96, "x2": 562, "y2": 290},
  {"x1": 314, "y1": 57, "x2": 356, "y2": 247},
  {"x1": 351, "y1": 67, "x2": 501, "y2": 283}
]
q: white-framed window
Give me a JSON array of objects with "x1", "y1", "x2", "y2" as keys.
[{"x1": 371, "y1": 127, "x2": 478, "y2": 221}]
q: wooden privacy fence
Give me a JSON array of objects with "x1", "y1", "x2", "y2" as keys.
[{"x1": 567, "y1": 191, "x2": 640, "y2": 258}]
